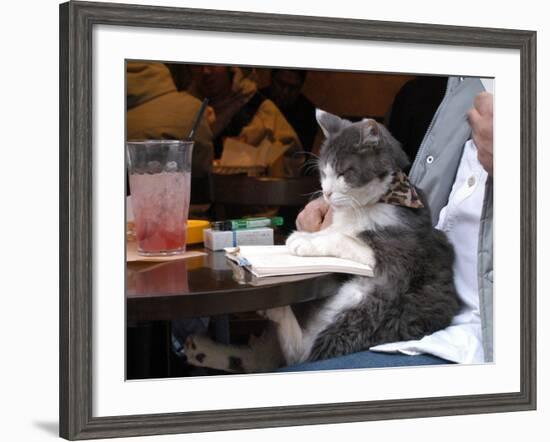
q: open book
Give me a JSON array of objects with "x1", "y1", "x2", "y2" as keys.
[{"x1": 225, "y1": 245, "x2": 374, "y2": 278}]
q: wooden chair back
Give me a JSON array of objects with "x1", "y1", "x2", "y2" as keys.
[{"x1": 208, "y1": 174, "x2": 320, "y2": 221}]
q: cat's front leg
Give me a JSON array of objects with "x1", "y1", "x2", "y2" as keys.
[
  {"x1": 287, "y1": 231, "x2": 376, "y2": 267},
  {"x1": 286, "y1": 230, "x2": 331, "y2": 257}
]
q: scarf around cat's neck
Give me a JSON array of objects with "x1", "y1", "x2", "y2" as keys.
[{"x1": 379, "y1": 170, "x2": 424, "y2": 209}]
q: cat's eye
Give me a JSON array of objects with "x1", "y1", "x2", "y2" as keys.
[{"x1": 338, "y1": 168, "x2": 356, "y2": 178}]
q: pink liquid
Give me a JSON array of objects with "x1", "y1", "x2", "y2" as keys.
[{"x1": 130, "y1": 171, "x2": 191, "y2": 255}]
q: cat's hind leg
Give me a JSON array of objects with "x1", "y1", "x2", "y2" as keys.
[
  {"x1": 184, "y1": 335, "x2": 242, "y2": 372},
  {"x1": 259, "y1": 306, "x2": 310, "y2": 366},
  {"x1": 184, "y1": 328, "x2": 283, "y2": 374}
]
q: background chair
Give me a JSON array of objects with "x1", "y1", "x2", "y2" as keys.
[{"x1": 208, "y1": 174, "x2": 321, "y2": 231}]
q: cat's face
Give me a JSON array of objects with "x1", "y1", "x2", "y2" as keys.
[{"x1": 317, "y1": 110, "x2": 409, "y2": 208}]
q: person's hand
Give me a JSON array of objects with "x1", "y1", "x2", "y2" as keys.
[
  {"x1": 296, "y1": 198, "x2": 333, "y2": 232},
  {"x1": 468, "y1": 91, "x2": 493, "y2": 176}
]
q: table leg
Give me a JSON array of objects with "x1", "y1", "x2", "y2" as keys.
[
  {"x1": 214, "y1": 314, "x2": 230, "y2": 344},
  {"x1": 127, "y1": 320, "x2": 171, "y2": 379}
]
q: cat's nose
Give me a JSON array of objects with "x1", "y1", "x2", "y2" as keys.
[{"x1": 323, "y1": 191, "x2": 333, "y2": 200}]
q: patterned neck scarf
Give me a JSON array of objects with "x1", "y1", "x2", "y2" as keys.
[{"x1": 379, "y1": 170, "x2": 424, "y2": 209}]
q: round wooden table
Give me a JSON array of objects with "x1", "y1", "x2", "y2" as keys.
[{"x1": 126, "y1": 248, "x2": 345, "y2": 321}]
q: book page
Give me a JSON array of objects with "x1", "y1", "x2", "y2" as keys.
[{"x1": 226, "y1": 245, "x2": 374, "y2": 277}]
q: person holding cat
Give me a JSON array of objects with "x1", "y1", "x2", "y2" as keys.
[
  {"x1": 184, "y1": 110, "x2": 462, "y2": 372},
  {"x1": 294, "y1": 79, "x2": 494, "y2": 368}
]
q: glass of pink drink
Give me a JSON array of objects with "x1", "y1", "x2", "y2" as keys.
[{"x1": 127, "y1": 140, "x2": 193, "y2": 256}]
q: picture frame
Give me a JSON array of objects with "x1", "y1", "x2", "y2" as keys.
[{"x1": 59, "y1": 0, "x2": 537, "y2": 439}]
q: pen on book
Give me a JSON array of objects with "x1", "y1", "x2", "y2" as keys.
[{"x1": 211, "y1": 216, "x2": 284, "y2": 231}]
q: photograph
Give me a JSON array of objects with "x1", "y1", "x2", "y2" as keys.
[{"x1": 125, "y1": 62, "x2": 495, "y2": 380}]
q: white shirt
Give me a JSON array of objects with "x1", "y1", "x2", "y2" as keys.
[{"x1": 370, "y1": 139, "x2": 488, "y2": 363}]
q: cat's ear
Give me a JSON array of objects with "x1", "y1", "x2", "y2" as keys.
[
  {"x1": 361, "y1": 119, "x2": 410, "y2": 168},
  {"x1": 360, "y1": 119, "x2": 381, "y2": 146},
  {"x1": 316, "y1": 109, "x2": 351, "y2": 138}
]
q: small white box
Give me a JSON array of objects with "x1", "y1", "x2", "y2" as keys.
[
  {"x1": 235, "y1": 227, "x2": 274, "y2": 247},
  {"x1": 203, "y1": 228, "x2": 274, "y2": 251},
  {"x1": 203, "y1": 229, "x2": 233, "y2": 251}
]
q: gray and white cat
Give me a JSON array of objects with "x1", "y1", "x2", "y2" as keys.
[{"x1": 184, "y1": 111, "x2": 460, "y2": 372}]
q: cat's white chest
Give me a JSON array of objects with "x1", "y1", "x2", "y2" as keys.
[{"x1": 332, "y1": 203, "x2": 401, "y2": 234}]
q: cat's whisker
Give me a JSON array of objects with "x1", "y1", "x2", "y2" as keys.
[
  {"x1": 349, "y1": 195, "x2": 365, "y2": 211},
  {"x1": 301, "y1": 164, "x2": 320, "y2": 175},
  {"x1": 300, "y1": 157, "x2": 321, "y2": 175},
  {"x1": 293, "y1": 150, "x2": 321, "y2": 161},
  {"x1": 294, "y1": 150, "x2": 320, "y2": 159},
  {"x1": 330, "y1": 196, "x2": 363, "y2": 224},
  {"x1": 302, "y1": 189, "x2": 323, "y2": 197},
  {"x1": 302, "y1": 189, "x2": 324, "y2": 202},
  {"x1": 337, "y1": 195, "x2": 364, "y2": 222}
]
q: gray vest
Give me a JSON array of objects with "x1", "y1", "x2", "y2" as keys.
[{"x1": 409, "y1": 77, "x2": 493, "y2": 362}]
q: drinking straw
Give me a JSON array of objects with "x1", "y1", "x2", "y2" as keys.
[{"x1": 187, "y1": 98, "x2": 209, "y2": 141}]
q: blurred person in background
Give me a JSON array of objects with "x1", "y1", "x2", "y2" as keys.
[
  {"x1": 126, "y1": 62, "x2": 214, "y2": 178},
  {"x1": 189, "y1": 65, "x2": 303, "y2": 177},
  {"x1": 261, "y1": 69, "x2": 318, "y2": 155}
]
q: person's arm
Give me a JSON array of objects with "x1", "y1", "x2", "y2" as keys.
[
  {"x1": 468, "y1": 92, "x2": 493, "y2": 176},
  {"x1": 295, "y1": 198, "x2": 333, "y2": 232},
  {"x1": 240, "y1": 100, "x2": 304, "y2": 177}
]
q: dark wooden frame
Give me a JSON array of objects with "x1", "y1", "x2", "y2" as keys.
[{"x1": 59, "y1": 1, "x2": 537, "y2": 439}]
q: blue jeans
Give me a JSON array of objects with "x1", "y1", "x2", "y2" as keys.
[{"x1": 277, "y1": 350, "x2": 451, "y2": 372}]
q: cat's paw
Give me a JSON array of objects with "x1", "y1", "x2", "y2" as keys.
[
  {"x1": 184, "y1": 335, "x2": 211, "y2": 367},
  {"x1": 286, "y1": 231, "x2": 319, "y2": 256}
]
